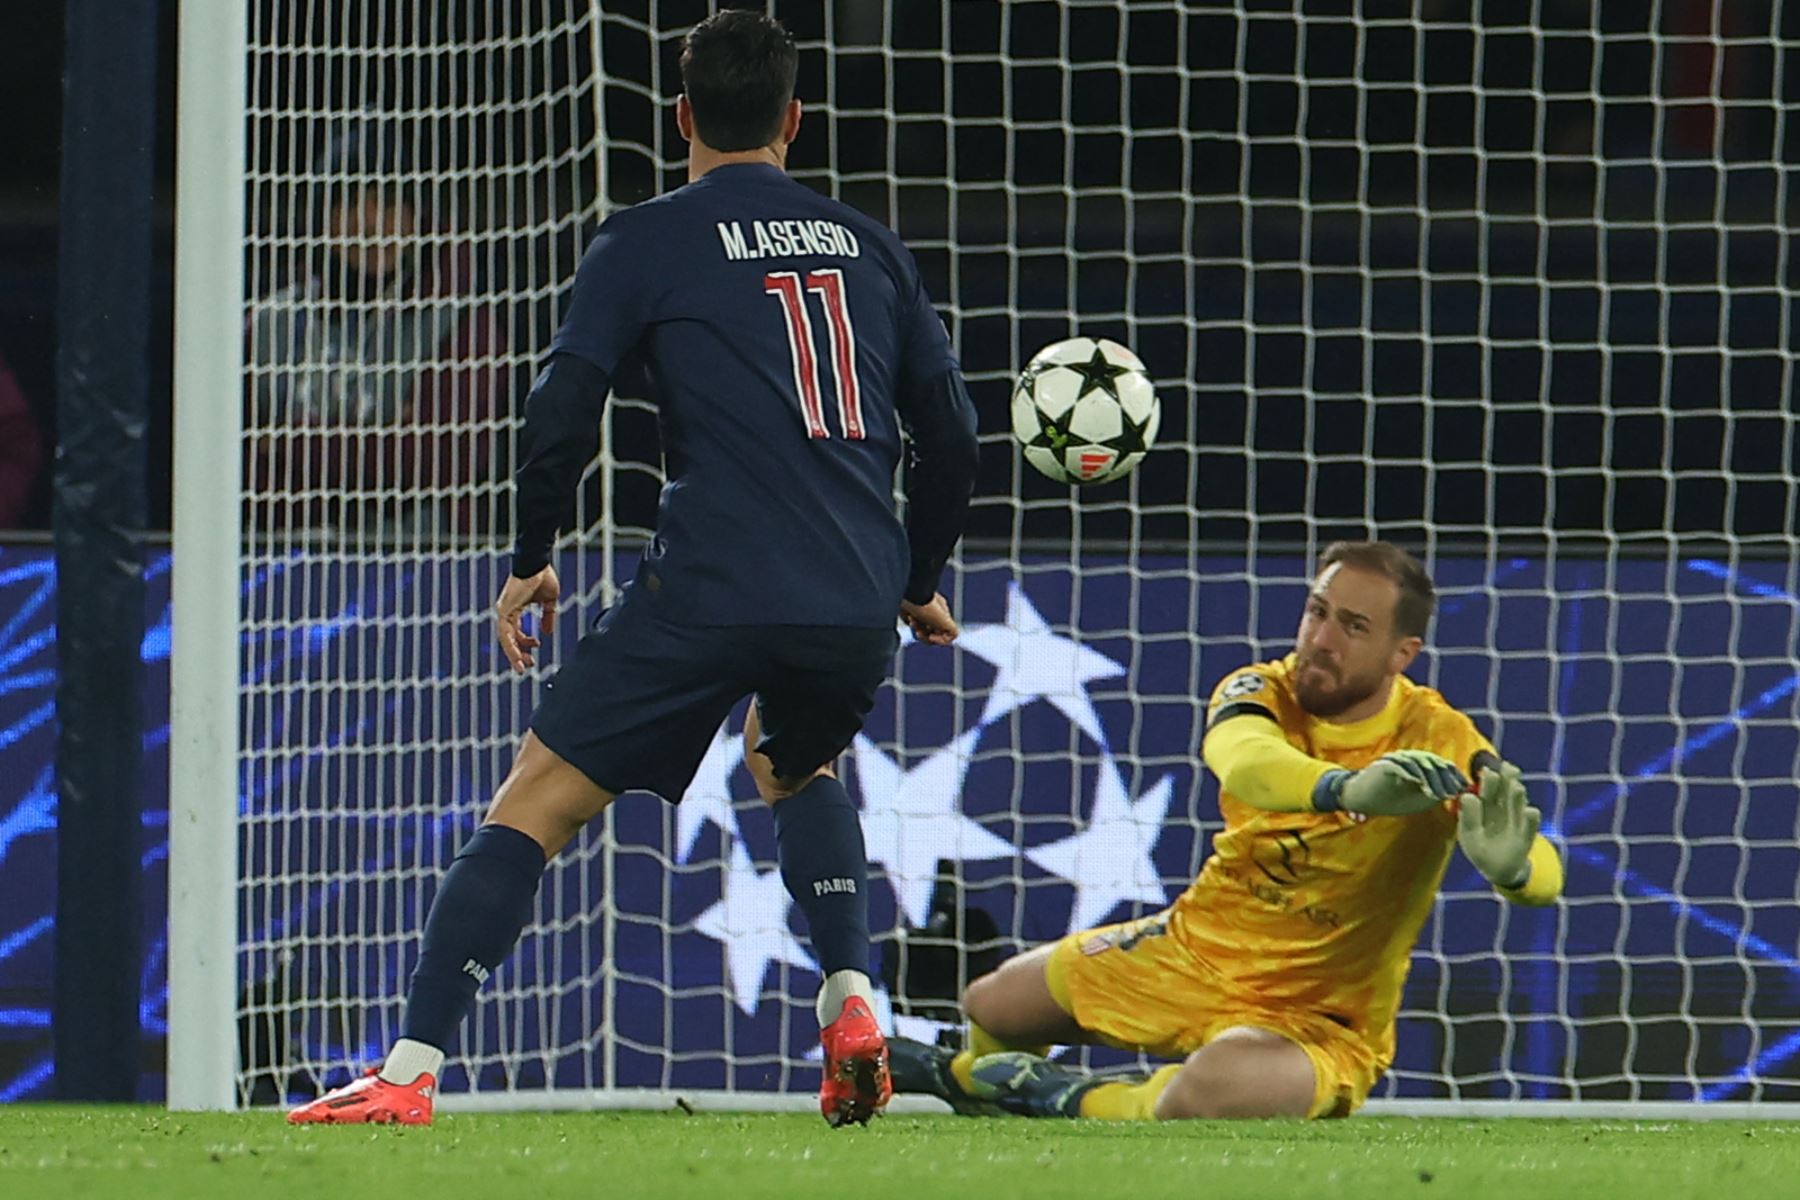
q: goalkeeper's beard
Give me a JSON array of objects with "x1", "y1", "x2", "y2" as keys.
[{"x1": 1294, "y1": 654, "x2": 1385, "y2": 719}]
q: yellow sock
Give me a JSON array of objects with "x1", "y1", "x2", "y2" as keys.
[
  {"x1": 950, "y1": 1022, "x2": 1051, "y2": 1093},
  {"x1": 1077, "y1": 1065, "x2": 1183, "y2": 1121},
  {"x1": 949, "y1": 1049, "x2": 979, "y2": 1094}
]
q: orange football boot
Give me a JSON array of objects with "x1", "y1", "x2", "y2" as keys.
[
  {"x1": 818, "y1": 996, "x2": 892, "y2": 1127},
  {"x1": 286, "y1": 1068, "x2": 435, "y2": 1126}
]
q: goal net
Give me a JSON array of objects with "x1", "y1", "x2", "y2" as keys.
[{"x1": 174, "y1": 0, "x2": 1800, "y2": 1111}]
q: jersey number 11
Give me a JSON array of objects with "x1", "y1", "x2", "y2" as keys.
[{"x1": 765, "y1": 269, "x2": 866, "y2": 440}]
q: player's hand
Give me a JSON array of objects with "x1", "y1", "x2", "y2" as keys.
[
  {"x1": 900, "y1": 593, "x2": 958, "y2": 646},
  {"x1": 1327, "y1": 750, "x2": 1469, "y2": 816},
  {"x1": 1458, "y1": 760, "x2": 1540, "y2": 889},
  {"x1": 495, "y1": 565, "x2": 560, "y2": 674}
]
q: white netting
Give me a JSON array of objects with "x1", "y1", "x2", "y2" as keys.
[
  {"x1": 230, "y1": 0, "x2": 1800, "y2": 1108},
  {"x1": 237, "y1": 0, "x2": 605, "y2": 1099}
]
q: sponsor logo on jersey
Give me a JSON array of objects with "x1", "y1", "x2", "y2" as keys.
[{"x1": 717, "y1": 218, "x2": 863, "y2": 261}]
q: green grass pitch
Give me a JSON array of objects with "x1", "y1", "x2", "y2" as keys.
[{"x1": 3, "y1": 1108, "x2": 1796, "y2": 1200}]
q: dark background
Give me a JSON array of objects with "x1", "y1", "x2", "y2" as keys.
[
  {"x1": 0, "y1": 2, "x2": 175, "y2": 532},
  {"x1": 2, "y1": 0, "x2": 1795, "y2": 547}
]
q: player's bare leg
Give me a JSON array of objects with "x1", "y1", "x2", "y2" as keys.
[
  {"x1": 967, "y1": 1023, "x2": 1317, "y2": 1121},
  {"x1": 482, "y1": 731, "x2": 619, "y2": 856},
  {"x1": 743, "y1": 704, "x2": 889, "y2": 1127},
  {"x1": 889, "y1": 942, "x2": 1089, "y2": 1114},
  {"x1": 959, "y1": 944, "x2": 1084, "y2": 1078},
  {"x1": 961, "y1": 943, "x2": 1086, "y2": 1047},
  {"x1": 289, "y1": 735, "x2": 614, "y2": 1125},
  {"x1": 1147, "y1": 1026, "x2": 1315, "y2": 1119}
]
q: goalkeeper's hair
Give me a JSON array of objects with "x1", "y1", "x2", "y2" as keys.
[
  {"x1": 1318, "y1": 540, "x2": 1436, "y2": 639},
  {"x1": 680, "y1": 10, "x2": 798, "y2": 153}
]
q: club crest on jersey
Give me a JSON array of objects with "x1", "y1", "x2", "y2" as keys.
[{"x1": 1221, "y1": 673, "x2": 1266, "y2": 699}]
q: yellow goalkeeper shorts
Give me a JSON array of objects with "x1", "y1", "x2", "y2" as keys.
[{"x1": 1044, "y1": 913, "x2": 1384, "y2": 1119}]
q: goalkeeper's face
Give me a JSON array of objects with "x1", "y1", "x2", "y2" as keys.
[{"x1": 1293, "y1": 564, "x2": 1421, "y2": 719}]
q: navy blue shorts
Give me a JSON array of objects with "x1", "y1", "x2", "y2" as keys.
[{"x1": 529, "y1": 582, "x2": 899, "y2": 802}]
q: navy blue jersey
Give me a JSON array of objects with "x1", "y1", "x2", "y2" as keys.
[{"x1": 512, "y1": 162, "x2": 977, "y2": 628}]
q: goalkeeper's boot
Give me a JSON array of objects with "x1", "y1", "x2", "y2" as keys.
[
  {"x1": 819, "y1": 996, "x2": 892, "y2": 1127},
  {"x1": 286, "y1": 1068, "x2": 435, "y2": 1126},
  {"x1": 887, "y1": 1036, "x2": 1002, "y2": 1117},
  {"x1": 966, "y1": 1052, "x2": 1095, "y2": 1118}
]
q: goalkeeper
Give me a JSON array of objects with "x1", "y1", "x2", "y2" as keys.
[{"x1": 890, "y1": 540, "x2": 1563, "y2": 1121}]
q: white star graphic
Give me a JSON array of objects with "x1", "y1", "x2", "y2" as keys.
[
  {"x1": 691, "y1": 839, "x2": 814, "y2": 1015},
  {"x1": 851, "y1": 729, "x2": 1017, "y2": 927},
  {"x1": 956, "y1": 583, "x2": 1126, "y2": 744},
  {"x1": 676, "y1": 723, "x2": 746, "y2": 864},
  {"x1": 1025, "y1": 755, "x2": 1174, "y2": 933}
]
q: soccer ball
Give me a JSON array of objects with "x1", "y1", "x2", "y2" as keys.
[{"x1": 1010, "y1": 337, "x2": 1160, "y2": 485}]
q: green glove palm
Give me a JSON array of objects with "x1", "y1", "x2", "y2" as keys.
[
  {"x1": 1458, "y1": 761, "x2": 1541, "y2": 888},
  {"x1": 1315, "y1": 750, "x2": 1469, "y2": 816}
]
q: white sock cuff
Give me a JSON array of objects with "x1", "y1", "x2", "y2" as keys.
[
  {"x1": 380, "y1": 1038, "x2": 446, "y2": 1085},
  {"x1": 816, "y1": 968, "x2": 877, "y2": 1027}
]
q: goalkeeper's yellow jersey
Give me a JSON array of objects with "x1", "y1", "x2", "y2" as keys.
[{"x1": 1175, "y1": 654, "x2": 1494, "y2": 1063}]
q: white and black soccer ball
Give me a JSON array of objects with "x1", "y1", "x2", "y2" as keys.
[{"x1": 1010, "y1": 337, "x2": 1160, "y2": 485}]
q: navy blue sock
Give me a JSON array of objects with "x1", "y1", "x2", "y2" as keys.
[
  {"x1": 773, "y1": 775, "x2": 871, "y2": 977},
  {"x1": 401, "y1": 824, "x2": 547, "y2": 1051}
]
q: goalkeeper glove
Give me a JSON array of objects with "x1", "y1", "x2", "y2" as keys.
[
  {"x1": 1457, "y1": 761, "x2": 1541, "y2": 889},
  {"x1": 1312, "y1": 750, "x2": 1468, "y2": 817}
]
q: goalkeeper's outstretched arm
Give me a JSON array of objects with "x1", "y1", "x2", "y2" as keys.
[
  {"x1": 1201, "y1": 713, "x2": 1468, "y2": 817},
  {"x1": 1495, "y1": 834, "x2": 1564, "y2": 907},
  {"x1": 1201, "y1": 714, "x2": 1338, "y2": 813},
  {"x1": 1460, "y1": 755, "x2": 1563, "y2": 906}
]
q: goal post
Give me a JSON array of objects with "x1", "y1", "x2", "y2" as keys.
[
  {"x1": 168, "y1": 1, "x2": 1800, "y2": 1114},
  {"x1": 167, "y1": 0, "x2": 248, "y2": 1112}
]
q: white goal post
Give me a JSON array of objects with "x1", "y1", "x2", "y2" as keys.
[
  {"x1": 170, "y1": 1, "x2": 1800, "y2": 1116},
  {"x1": 168, "y1": 0, "x2": 248, "y2": 1113}
]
